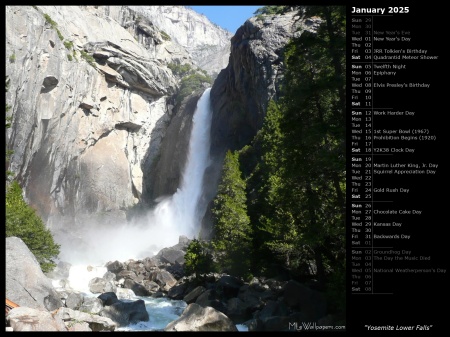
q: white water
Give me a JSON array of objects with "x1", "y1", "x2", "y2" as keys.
[
  {"x1": 51, "y1": 89, "x2": 248, "y2": 331},
  {"x1": 151, "y1": 88, "x2": 213, "y2": 247},
  {"x1": 57, "y1": 88, "x2": 214, "y2": 264}
]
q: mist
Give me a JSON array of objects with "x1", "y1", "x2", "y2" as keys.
[{"x1": 56, "y1": 89, "x2": 213, "y2": 266}]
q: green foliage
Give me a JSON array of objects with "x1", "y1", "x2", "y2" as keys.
[
  {"x1": 44, "y1": 13, "x2": 57, "y2": 28},
  {"x1": 64, "y1": 40, "x2": 74, "y2": 50},
  {"x1": 6, "y1": 149, "x2": 14, "y2": 161},
  {"x1": 212, "y1": 150, "x2": 252, "y2": 277},
  {"x1": 175, "y1": 73, "x2": 212, "y2": 105},
  {"x1": 167, "y1": 62, "x2": 193, "y2": 77},
  {"x1": 67, "y1": 54, "x2": 73, "y2": 61},
  {"x1": 80, "y1": 50, "x2": 96, "y2": 68},
  {"x1": 184, "y1": 239, "x2": 215, "y2": 279},
  {"x1": 56, "y1": 29, "x2": 64, "y2": 41},
  {"x1": 9, "y1": 53, "x2": 16, "y2": 63},
  {"x1": 43, "y1": 13, "x2": 64, "y2": 41},
  {"x1": 160, "y1": 30, "x2": 171, "y2": 41},
  {"x1": 254, "y1": 6, "x2": 289, "y2": 15},
  {"x1": 240, "y1": 7, "x2": 346, "y2": 303},
  {"x1": 6, "y1": 181, "x2": 60, "y2": 273},
  {"x1": 259, "y1": 5, "x2": 345, "y2": 284}
]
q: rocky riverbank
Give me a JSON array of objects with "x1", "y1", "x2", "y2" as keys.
[{"x1": 6, "y1": 236, "x2": 339, "y2": 331}]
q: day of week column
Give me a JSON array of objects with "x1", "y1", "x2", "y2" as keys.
[{"x1": 350, "y1": 14, "x2": 373, "y2": 294}]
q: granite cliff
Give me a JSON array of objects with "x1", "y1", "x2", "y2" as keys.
[
  {"x1": 6, "y1": 5, "x2": 314, "y2": 246},
  {"x1": 5, "y1": 5, "x2": 229, "y2": 245}
]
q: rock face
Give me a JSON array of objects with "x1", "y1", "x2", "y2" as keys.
[
  {"x1": 201, "y1": 10, "x2": 312, "y2": 235},
  {"x1": 6, "y1": 237, "x2": 64, "y2": 311},
  {"x1": 164, "y1": 303, "x2": 238, "y2": 331},
  {"x1": 146, "y1": 91, "x2": 201, "y2": 200},
  {"x1": 5, "y1": 6, "x2": 229, "y2": 255},
  {"x1": 129, "y1": 6, "x2": 232, "y2": 77},
  {"x1": 210, "y1": 10, "x2": 306, "y2": 158}
]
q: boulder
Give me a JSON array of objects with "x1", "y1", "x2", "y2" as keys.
[
  {"x1": 216, "y1": 275, "x2": 244, "y2": 299},
  {"x1": 88, "y1": 277, "x2": 117, "y2": 294},
  {"x1": 98, "y1": 292, "x2": 120, "y2": 306},
  {"x1": 124, "y1": 279, "x2": 151, "y2": 296},
  {"x1": 226, "y1": 297, "x2": 247, "y2": 321},
  {"x1": 79, "y1": 297, "x2": 104, "y2": 315},
  {"x1": 164, "y1": 303, "x2": 237, "y2": 331},
  {"x1": 282, "y1": 280, "x2": 327, "y2": 321},
  {"x1": 106, "y1": 260, "x2": 124, "y2": 274},
  {"x1": 183, "y1": 286, "x2": 206, "y2": 304},
  {"x1": 100, "y1": 299, "x2": 149, "y2": 327},
  {"x1": 65, "y1": 292, "x2": 84, "y2": 310},
  {"x1": 167, "y1": 282, "x2": 188, "y2": 300},
  {"x1": 195, "y1": 289, "x2": 226, "y2": 313},
  {"x1": 152, "y1": 269, "x2": 177, "y2": 290},
  {"x1": 116, "y1": 288, "x2": 136, "y2": 300},
  {"x1": 6, "y1": 237, "x2": 64, "y2": 311},
  {"x1": 54, "y1": 307, "x2": 116, "y2": 331},
  {"x1": 7, "y1": 306, "x2": 67, "y2": 331},
  {"x1": 256, "y1": 300, "x2": 289, "y2": 320},
  {"x1": 156, "y1": 247, "x2": 186, "y2": 265}
]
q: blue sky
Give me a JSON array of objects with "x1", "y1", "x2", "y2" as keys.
[{"x1": 189, "y1": 6, "x2": 263, "y2": 34}]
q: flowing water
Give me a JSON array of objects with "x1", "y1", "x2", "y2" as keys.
[
  {"x1": 50, "y1": 89, "x2": 249, "y2": 331},
  {"x1": 151, "y1": 87, "x2": 213, "y2": 244}
]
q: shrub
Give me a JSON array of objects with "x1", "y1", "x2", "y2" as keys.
[
  {"x1": 254, "y1": 6, "x2": 288, "y2": 15},
  {"x1": 6, "y1": 181, "x2": 60, "y2": 273},
  {"x1": 64, "y1": 40, "x2": 74, "y2": 50},
  {"x1": 184, "y1": 239, "x2": 215, "y2": 279},
  {"x1": 176, "y1": 73, "x2": 212, "y2": 105},
  {"x1": 9, "y1": 53, "x2": 16, "y2": 63},
  {"x1": 43, "y1": 13, "x2": 64, "y2": 41},
  {"x1": 80, "y1": 50, "x2": 96, "y2": 68},
  {"x1": 167, "y1": 62, "x2": 193, "y2": 77},
  {"x1": 160, "y1": 30, "x2": 171, "y2": 41}
]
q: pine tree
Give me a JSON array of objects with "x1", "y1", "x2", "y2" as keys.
[
  {"x1": 6, "y1": 181, "x2": 60, "y2": 273},
  {"x1": 212, "y1": 150, "x2": 252, "y2": 277}
]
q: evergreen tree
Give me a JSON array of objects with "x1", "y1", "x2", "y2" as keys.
[
  {"x1": 6, "y1": 181, "x2": 60, "y2": 273},
  {"x1": 184, "y1": 239, "x2": 215, "y2": 279},
  {"x1": 254, "y1": 6, "x2": 346, "y2": 290},
  {"x1": 212, "y1": 150, "x2": 252, "y2": 277}
]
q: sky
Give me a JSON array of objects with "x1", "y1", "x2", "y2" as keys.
[{"x1": 189, "y1": 6, "x2": 263, "y2": 34}]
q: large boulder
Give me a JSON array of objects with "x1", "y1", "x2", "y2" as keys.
[
  {"x1": 79, "y1": 297, "x2": 104, "y2": 315},
  {"x1": 54, "y1": 307, "x2": 117, "y2": 331},
  {"x1": 65, "y1": 292, "x2": 84, "y2": 310},
  {"x1": 164, "y1": 303, "x2": 238, "y2": 331},
  {"x1": 282, "y1": 280, "x2": 327, "y2": 321},
  {"x1": 151, "y1": 269, "x2": 177, "y2": 290},
  {"x1": 6, "y1": 307, "x2": 67, "y2": 331},
  {"x1": 216, "y1": 275, "x2": 244, "y2": 299},
  {"x1": 6, "y1": 305, "x2": 116, "y2": 332},
  {"x1": 124, "y1": 279, "x2": 151, "y2": 296},
  {"x1": 100, "y1": 299, "x2": 149, "y2": 327},
  {"x1": 88, "y1": 277, "x2": 117, "y2": 294},
  {"x1": 183, "y1": 286, "x2": 206, "y2": 304},
  {"x1": 156, "y1": 247, "x2": 186, "y2": 265},
  {"x1": 106, "y1": 260, "x2": 125, "y2": 275},
  {"x1": 6, "y1": 237, "x2": 64, "y2": 311}
]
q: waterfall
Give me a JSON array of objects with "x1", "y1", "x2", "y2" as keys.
[
  {"x1": 150, "y1": 88, "x2": 213, "y2": 249},
  {"x1": 56, "y1": 89, "x2": 213, "y2": 263}
]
